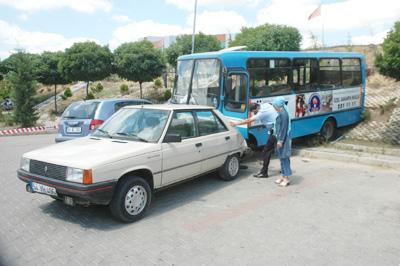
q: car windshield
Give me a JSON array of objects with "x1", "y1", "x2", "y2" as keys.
[
  {"x1": 93, "y1": 108, "x2": 170, "y2": 143},
  {"x1": 62, "y1": 101, "x2": 99, "y2": 119}
]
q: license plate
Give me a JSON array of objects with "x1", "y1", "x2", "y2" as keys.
[
  {"x1": 66, "y1": 127, "x2": 81, "y2": 133},
  {"x1": 30, "y1": 182, "x2": 57, "y2": 196}
]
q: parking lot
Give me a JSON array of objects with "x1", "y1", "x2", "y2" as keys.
[{"x1": 1, "y1": 134, "x2": 400, "y2": 265}]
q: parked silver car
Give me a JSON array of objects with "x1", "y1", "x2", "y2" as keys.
[{"x1": 55, "y1": 98, "x2": 151, "y2": 142}]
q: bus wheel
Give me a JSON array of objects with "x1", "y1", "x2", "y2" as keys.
[{"x1": 320, "y1": 119, "x2": 336, "y2": 141}]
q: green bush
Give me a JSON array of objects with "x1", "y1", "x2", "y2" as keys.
[
  {"x1": 85, "y1": 92, "x2": 95, "y2": 100},
  {"x1": 154, "y1": 78, "x2": 162, "y2": 88},
  {"x1": 163, "y1": 89, "x2": 171, "y2": 101},
  {"x1": 0, "y1": 113, "x2": 15, "y2": 126},
  {"x1": 91, "y1": 82, "x2": 104, "y2": 94},
  {"x1": 64, "y1": 87, "x2": 72, "y2": 98},
  {"x1": 96, "y1": 82, "x2": 104, "y2": 92},
  {"x1": 120, "y1": 84, "x2": 129, "y2": 95},
  {"x1": 375, "y1": 21, "x2": 400, "y2": 80},
  {"x1": 361, "y1": 108, "x2": 371, "y2": 121}
]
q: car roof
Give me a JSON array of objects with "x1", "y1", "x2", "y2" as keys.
[
  {"x1": 124, "y1": 104, "x2": 214, "y2": 111},
  {"x1": 77, "y1": 98, "x2": 151, "y2": 103}
]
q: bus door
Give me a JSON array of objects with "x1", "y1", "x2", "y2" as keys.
[{"x1": 222, "y1": 71, "x2": 249, "y2": 139}]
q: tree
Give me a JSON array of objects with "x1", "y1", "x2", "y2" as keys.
[
  {"x1": 8, "y1": 52, "x2": 38, "y2": 127},
  {"x1": 375, "y1": 21, "x2": 400, "y2": 80},
  {"x1": 230, "y1": 23, "x2": 302, "y2": 51},
  {"x1": 36, "y1": 51, "x2": 69, "y2": 113},
  {"x1": 165, "y1": 32, "x2": 221, "y2": 68},
  {"x1": 114, "y1": 40, "x2": 165, "y2": 98},
  {"x1": 59, "y1": 42, "x2": 112, "y2": 96}
]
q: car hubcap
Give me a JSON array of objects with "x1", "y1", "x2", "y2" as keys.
[
  {"x1": 228, "y1": 157, "x2": 239, "y2": 177},
  {"x1": 125, "y1": 185, "x2": 147, "y2": 215}
]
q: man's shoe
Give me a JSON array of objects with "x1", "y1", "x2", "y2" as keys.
[{"x1": 253, "y1": 173, "x2": 269, "y2": 178}]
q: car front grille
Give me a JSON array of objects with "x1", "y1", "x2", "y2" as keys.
[{"x1": 30, "y1": 160, "x2": 67, "y2": 181}]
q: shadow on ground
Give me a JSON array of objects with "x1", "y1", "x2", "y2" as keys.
[{"x1": 39, "y1": 167, "x2": 254, "y2": 231}]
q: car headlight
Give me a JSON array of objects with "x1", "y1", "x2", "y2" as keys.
[
  {"x1": 66, "y1": 167, "x2": 93, "y2": 184},
  {"x1": 20, "y1": 157, "x2": 30, "y2": 172},
  {"x1": 66, "y1": 167, "x2": 84, "y2": 183}
]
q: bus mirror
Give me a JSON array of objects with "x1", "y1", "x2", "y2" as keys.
[{"x1": 222, "y1": 66, "x2": 228, "y2": 75}]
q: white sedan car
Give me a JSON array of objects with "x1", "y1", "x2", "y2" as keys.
[{"x1": 18, "y1": 105, "x2": 247, "y2": 222}]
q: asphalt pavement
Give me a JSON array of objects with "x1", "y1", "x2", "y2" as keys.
[{"x1": 1, "y1": 134, "x2": 399, "y2": 265}]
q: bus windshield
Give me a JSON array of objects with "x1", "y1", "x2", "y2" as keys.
[{"x1": 172, "y1": 59, "x2": 221, "y2": 107}]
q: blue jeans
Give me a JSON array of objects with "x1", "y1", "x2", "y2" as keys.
[{"x1": 280, "y1": 158, "x2": 292, "y2": 176}]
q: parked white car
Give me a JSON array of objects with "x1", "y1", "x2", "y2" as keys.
[{"x1": 18, "y1": 105, "x2": 247, "y2": 222}]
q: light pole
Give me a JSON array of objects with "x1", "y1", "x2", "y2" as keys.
[{"x1": 191, "y1": 0, "x2": 198, "y2": 54}]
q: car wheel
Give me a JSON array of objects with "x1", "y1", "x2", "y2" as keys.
[
  {"x1": 320, "y1": 119, "x2": 336, "y2": 141},
  {"x1": 218, "y1": 154, "x2": 240, "y2": 181},
  {"x1": 109, "y1": 176, "x2": 151, "y2": 223}
]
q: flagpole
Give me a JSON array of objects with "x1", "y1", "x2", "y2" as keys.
[
  {"x1": 191, "y1": 0, "x2": 198, "y2": 54},
  {"x1": 321, "y1": 1, "x2": 324, "y2": 49}
]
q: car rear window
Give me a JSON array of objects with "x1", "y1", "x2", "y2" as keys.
[{"x1": 62, "y1": 101, "x2": 99, "y2": 119}]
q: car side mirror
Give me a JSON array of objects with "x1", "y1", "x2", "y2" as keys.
[{"x1": 164, "y1": 133, "x2": 182, "y2": 143}]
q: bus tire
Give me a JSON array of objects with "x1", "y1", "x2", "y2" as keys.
[{"x1": 320, "y1": 119, "x2": 336, "y2": 141}]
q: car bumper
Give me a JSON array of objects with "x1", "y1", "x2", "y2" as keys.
[
  {"x1": 55, "y1": 134, "x2": 83, "y2": 143},
  {"x1": 17, "y1": 169, "x2": 117, "y2": 205}
]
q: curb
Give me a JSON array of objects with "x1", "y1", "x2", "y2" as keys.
[
  {"x1": 294, "y1": 148, "x2": 400, "y2": 170},
  {"x1": 0, "y1": 125, "x2": 58, "y2": 136}
]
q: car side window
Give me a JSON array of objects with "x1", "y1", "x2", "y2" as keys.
[
  {"x1": 166, "y1": 111, "x2": 197, "y2": 139},
  {"x1": 196, "y1": 110, "x2": 227, "y2": 136}
]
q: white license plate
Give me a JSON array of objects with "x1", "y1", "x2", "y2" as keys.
[
  {"x1": 66, "y1": 127, "x2": 82, "y2": 133},
  {"x1": 30, "y1": 182, "x2": 57, "y2": 196}
]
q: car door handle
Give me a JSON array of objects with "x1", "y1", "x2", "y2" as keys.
[
  {"x1": 195, "y1": 143, "x2": 202, "y2": 147},
  {"x1": 225, "y1": 136, "x2": 230, "y2": 141}
]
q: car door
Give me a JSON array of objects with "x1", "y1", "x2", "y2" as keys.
[
  {"x1": 161, "y1": 111, "x2": 202, "y2": 186},
  {"x1": 194, "y1": 110, "x2": 231, "y2": 173}
]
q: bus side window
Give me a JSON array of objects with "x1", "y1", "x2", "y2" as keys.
[
  {"x1": 342, "y1": 58, "x2": 361, "y2": 87},
  {"x1": 319, "y1": 58, "x2": 341, "y2": 89},
  {"x1": 293, "y1": 58, "x2": 318, "y2": 93}
]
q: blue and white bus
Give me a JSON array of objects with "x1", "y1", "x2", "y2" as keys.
[{"x1": 171, "y1": 50, "x2": 366, "y2": 147}]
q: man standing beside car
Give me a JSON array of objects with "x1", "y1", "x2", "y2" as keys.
[{"x1": 230, "y1": 102, "x2": 278, "y2": 177}]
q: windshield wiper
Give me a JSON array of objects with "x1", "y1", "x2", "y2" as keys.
[
  {"x1": 114, "y1": 132, "x2": 148, "y2": 142},
  {"x1": 62, "y1": 116, "x2": 77, "y2": 119},
  {"x1": 97, "y1": 128, "x2": 112, "y2": 138}
]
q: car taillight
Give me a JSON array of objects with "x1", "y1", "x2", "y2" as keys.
[{"x1": 89, "y1": 119, "x2": 104, "y2": 130}]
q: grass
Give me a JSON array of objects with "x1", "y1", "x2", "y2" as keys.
[{"x1": 379, "y1": 97, "x2": 397, "y2": 115}]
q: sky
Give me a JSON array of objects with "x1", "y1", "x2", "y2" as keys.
[{"x1": 0, "y1": 0, "x2": 399, "y2": 59}]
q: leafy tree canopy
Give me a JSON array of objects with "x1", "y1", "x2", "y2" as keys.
[
  {"x1": 375, "y1": 21, "x2": 400, "y2": 80},
  {"x1": 1, "y1": 52, "x2": 40, "y2": 75},
  {"x1": 165, "y1": 32, "x2": 221, "y2": 67},
  {"x1": 230, "y1": 23, "x2": 302, "y2": 51},
  {"x1": 59, "y1": 42, "x2": 112, "y2": 95},
  {"x1": 36, "y1": 51, "x2": 69, "y2": 86},
  {"x1": 114, "y1": 40, "x2": 165, "y2": 98}
]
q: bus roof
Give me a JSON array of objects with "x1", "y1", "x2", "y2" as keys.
[{"x1": 178, "y1": 50, "x2": 365, "y2": 61}]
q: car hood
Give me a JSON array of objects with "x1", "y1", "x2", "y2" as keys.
[{"x1": 23, "y1": 137, "x2": 160, "y2": 169}]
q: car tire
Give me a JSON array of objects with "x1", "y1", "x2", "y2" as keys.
[
  {"x1": 320, "y1": 119, "x2": 336, "y2": 141},
  {"x1": 218, "y1": 154, "x2": 240, "y2": 181},
  {"x1": 109, "y1": 176, "x2": 151, "y2": 223}
]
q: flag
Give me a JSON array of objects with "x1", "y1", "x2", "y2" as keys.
[{"x1": 308, "y1": 5, "x2": 321, "y2": 20}]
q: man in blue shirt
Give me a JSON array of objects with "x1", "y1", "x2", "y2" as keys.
[{"x1": 231, "y1": 102, "x2": 278, "y2": 177}]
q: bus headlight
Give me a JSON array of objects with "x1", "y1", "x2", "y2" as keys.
[{"x1": 20, "y1": 157, "x2": 30, "y2": 172}]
